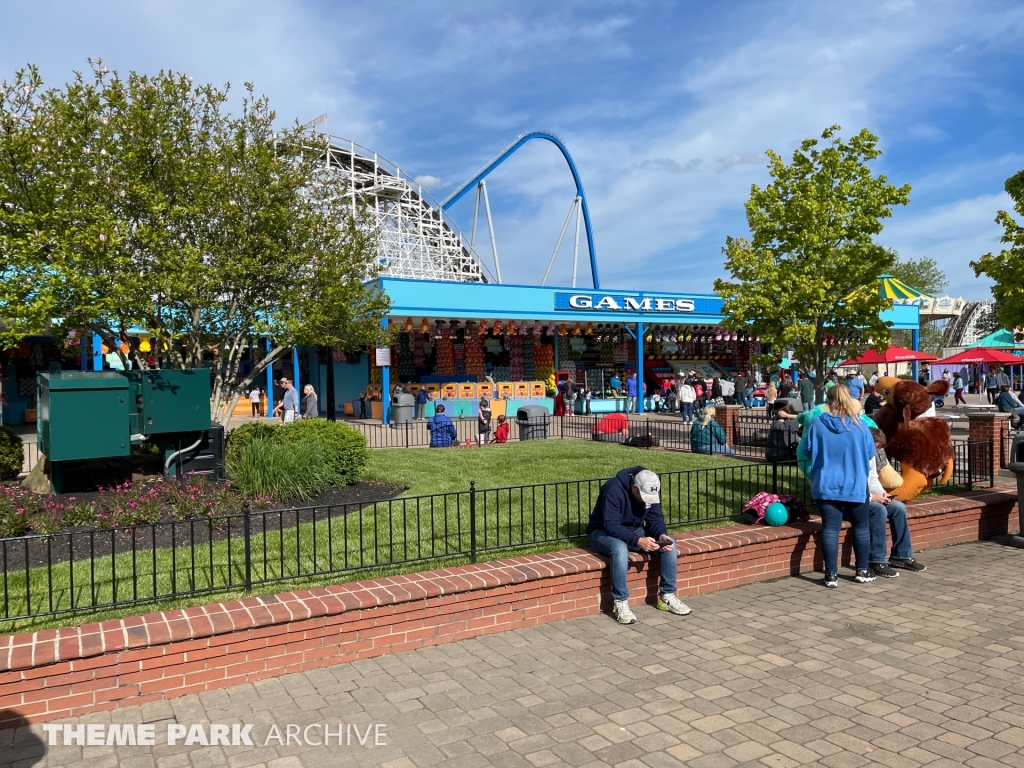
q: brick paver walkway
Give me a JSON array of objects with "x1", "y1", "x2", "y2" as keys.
[{"x1": 4, "y1": 540, "x2": 1024, "y2": 768}]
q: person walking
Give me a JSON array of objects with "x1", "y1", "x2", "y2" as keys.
[
  {"x1": 801, "y1": 384, "x2": 876, "y2": 588},
  {"x1": 984, "y1": 370, "x2": 998, "y2": 404},
  {"x1": 665, "y1": 384, "x2": 677, "y2": 415},
  {"x1": 846, "y1": 371, "x2": 865, "y2": 401},
  {"x1": 584, "y1": 385, "x2": 593, "y2": 415},
  {"x1": 798, "y1": 373, "x2": 816, "y2": 412},
  {"x1": 273, "y1": 378, "x2": 299, "y2": 423},
  {"x1": 678, "y1": 380, "x2": 696, "y2": 423},
  {"x1": 586, "y1": 467, "x2": 692, "y2": 624},
  {"x1": 741, "y1": 372, "x2": 755, "y2": 409},
  {"x1": 952, "y1": 372, "x2": 966, "y2": 407},
  {"x1": 301, "y1": 384, "x2": 318, "y2": 419},
  {"x1": 625, "y1": 374, "x2": 639, "y2": 413},
  {"x1": 765, "y1": 381, "x2": 778, "y2": 410},
  {"x1": 249, "y1": 385, "x2": 262, "y2": 418}
]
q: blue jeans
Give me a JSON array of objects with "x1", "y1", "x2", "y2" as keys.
[
  {"x1": 742, "y1": 387, "x2": 754, "y2": 408},
  {"x1": 868, "y1": 500, "x2": 913, "y2": 563},
  {"x1": 589, "y1": 528, "x2": 677, "y2": 603},
  {"x1": 817, "y1": 499, "x2": 871, "y2": 574},
  {"x1": 802, "y1": 401, "x2": 813, "y2": 412},
  {"x1": 680, "y1": 401, "x2": 694, "y2": 421},
  {"x1": 626, "y1": 396, "x2": 637, "y2": 413}
]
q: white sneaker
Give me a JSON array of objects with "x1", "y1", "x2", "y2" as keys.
[
  {"x1": 657, "y1": 593, "x2": 692, "y2": 615},
  {"x1": 612, "y1": 600, "x2": 637, "y2": 624}
]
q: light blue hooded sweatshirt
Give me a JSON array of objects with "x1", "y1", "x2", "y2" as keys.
[{"x1": 801, "y1": 412, "x2": 875, "y2": 503}]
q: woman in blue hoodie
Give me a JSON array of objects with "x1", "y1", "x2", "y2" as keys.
[{"x1": 802, "y1": 384, "x2": 876, "y2": 588}]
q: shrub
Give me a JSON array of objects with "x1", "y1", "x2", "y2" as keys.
[
  {"x1": 0, "y1": 426, "x2": 24, "y2": 481},
  {"x1": 225, "y1": 439, "x2": 331, "y2": 502},
  {"x1": 277, "y1": 419, "x2": 368, "y2": 486},
  {"x1": 225, "y1": 421, "x2": 279, "y2": 464}
]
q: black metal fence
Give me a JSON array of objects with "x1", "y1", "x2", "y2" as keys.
[
  {"x1": 0, "y1": 438, "x2": 995, "y2": 624},
  {"x1": 0, "y1": 459, "x2": 812, "y2": 623},
  {"x1": 350, "y1": 413, "x2": 777, "y2": 456}
]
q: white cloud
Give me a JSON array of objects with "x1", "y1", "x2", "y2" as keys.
[
  {"x1": 414, "y1": 175, "x2": 443, "y2": 190},
  {"x1": 884, "y1": 193, "x2": 1010, "y2": 298}
]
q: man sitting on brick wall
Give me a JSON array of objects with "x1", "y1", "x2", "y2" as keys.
[
  {"x1": 586, "y1": 467, "x2": 692, "y2": 624},
  {"x1": 867, "y1": 428, "x2": 927, "y2": 578}
]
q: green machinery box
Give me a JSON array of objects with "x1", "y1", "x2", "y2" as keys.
[
  {"x1": 127, "y1": 369, "x2": 211, "y2": 436},
  {"x1": 38, "y1": 371, "x2": 131, "y2": 462},
  {"x1": 38, "y1": 369, "x2": 212, "y2": 463}
]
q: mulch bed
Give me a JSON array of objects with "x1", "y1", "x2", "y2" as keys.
[{"x1": 0, "y1": 481, "x2": 406, "y2": 573}]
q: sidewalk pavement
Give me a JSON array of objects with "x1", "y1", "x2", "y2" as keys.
[{"x1": 5, "y1": 539, "x2": 1024, "y2": 767}]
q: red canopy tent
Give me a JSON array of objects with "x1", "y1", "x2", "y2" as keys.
[
  {"x1": 840, "y1": 346, "x2": 937, "y2": 366},
  {"x1": 932, "y1": 347, "x2": 1022, "y2": 366}
]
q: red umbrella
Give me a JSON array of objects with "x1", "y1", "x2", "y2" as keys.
[
  {"x1": 934, "y1": 347, "x2": 1023, "y2": 365},
  {"x1": 839, "y1": 345, "x2": 937, "y2": 366}
]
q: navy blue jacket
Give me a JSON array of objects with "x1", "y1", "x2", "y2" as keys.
[{"x1": 586, "y1": 466, "x2": 667, "y2": 545}]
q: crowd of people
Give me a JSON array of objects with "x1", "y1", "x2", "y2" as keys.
[{"x1": 591, "y1": 381, "x2": 929, "y2": 624}]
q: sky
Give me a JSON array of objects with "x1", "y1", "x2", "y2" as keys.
[{"x1": 4, "y1": 0, "x2": 1022, "y2": 300}]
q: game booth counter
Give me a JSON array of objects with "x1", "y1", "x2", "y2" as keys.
[{"x1": 352, "y1": 277, "x2": 924, "y2": 423}]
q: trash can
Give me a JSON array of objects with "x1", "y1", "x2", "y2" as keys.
[
  {"x1": 1007, "y1": 432, "x2": 1024, "y2": 538},
  {"x1": 391, "y1": 392, "x2": 415, "y2": 427},
  {"x1": 517, "y1": 405, "x2": 550, "y2": 440}
]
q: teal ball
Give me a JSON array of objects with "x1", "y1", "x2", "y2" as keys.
[{"x1": 764, "y1": 502, "x2": 789, "y2": 527}]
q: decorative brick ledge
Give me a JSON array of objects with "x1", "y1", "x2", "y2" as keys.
[{"x1": 0, "y1": 489, "x2": 1017, "y2": 727}]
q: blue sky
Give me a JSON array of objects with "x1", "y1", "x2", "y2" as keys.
[{"x1": 4, "y1": 0, "x2": 1022, "y2": 299}]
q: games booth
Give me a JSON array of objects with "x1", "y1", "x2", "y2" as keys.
[{"x1": 340, "y1": 277, "x2": 923, "y2": 424}]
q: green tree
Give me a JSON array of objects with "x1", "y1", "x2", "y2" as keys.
[
  {"x1": 889, "y1": 255, "x2": 947, "y2": 296},
  {"x1": 715, "y1": 126, "x2": 911, "y2": 402},
  {"x1": 0, "y1": 62, "x2": 390, "y2": 424},
  {"x1": 971, "y1": 169, "x2": 1024, "y2": 342},
  {"x1": 888, "y1": 256, "x2": 948, "y2": 355}
]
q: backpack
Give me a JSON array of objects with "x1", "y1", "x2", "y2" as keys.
[
  {"x1": 694, "y1": 383, "x2": 703, "y2": 397},
  {"x1": 740, "y1": 492, "x2": 809, "y2": 526}
]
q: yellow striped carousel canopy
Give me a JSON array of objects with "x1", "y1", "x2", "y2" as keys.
[{"x1": 877, "y1": 274, "x2": 934, "y2": 303}]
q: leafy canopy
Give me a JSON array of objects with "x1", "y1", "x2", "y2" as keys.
[
  {"x1": 0, "y1": 61, "x2": 390, "y2": 423},
  {"x1": 971, "y1": 169, "x2": 1024, "y2": 342},
  {"x1": 714, "y1": 126, "x2": 911, "y2": 397}
]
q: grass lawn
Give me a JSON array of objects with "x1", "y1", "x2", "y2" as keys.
[
  {"x1": 0, "y1": 443, "x2": 809, "y2": 634},
  {"x1": 362, "y1": 440, "x2": 732, "y2": 495}
]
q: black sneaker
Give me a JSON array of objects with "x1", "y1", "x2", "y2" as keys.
[
  {"x1": 871, "y1": 563, "x2": 899, "y2": 579},
  {"x1": 890, "y1": 558, "x2": 927, "y2": 572},
  {"x1": 854, "y1": 569, "x2": 877, "y2": 583},
  {"x1": 823, "y1": 573, "x2": 838, "y2": 588}
]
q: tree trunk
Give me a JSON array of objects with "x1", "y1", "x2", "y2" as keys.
[{"x1": 325, "y1": 346, "x2": 336, "y2": 421}]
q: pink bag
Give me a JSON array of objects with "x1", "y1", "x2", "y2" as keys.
[{"x1": 741, "y1": 492, "x2": 809, "y2": 525}]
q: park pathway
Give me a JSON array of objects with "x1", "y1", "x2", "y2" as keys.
[{"x1": 4, "y1": 540, "x2": 1024, "y2": 767}]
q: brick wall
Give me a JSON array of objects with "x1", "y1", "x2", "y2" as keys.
[
  {"x1": 968, "y1": 412, "x2": 1011, "y2": 471},
  {"x1": 0, "y1": 490, "x2": 1017, "y2": 728},
  {"x1": 713, "y1": 404, "x2": 742, "y2": 447}
]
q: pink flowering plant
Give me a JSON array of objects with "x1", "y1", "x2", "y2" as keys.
[{"x1": 0, "y1": 477, "x2": 261, "y2": 538}]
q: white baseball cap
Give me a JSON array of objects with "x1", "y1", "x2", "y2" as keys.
[{"x1": 633, "y1": 470, "x2": 661, "y2": 505}]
